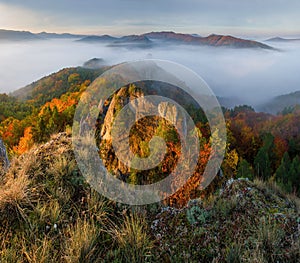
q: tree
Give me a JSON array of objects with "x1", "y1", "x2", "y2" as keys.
[
  {"x1": 14, "y1": 127, "x2": 34, "y2": 155},
  {"x1": 222, "y1": 149, "x2": 239, "y2": 178},
  {"x1": 288, "y1": 155, "x2": 300, "y2": 194},
  {"x1": 237, "y1": 159, "x2": 254, "y2": 180},
  {"x1": 254, "y1": 147, "x2": 271, "y2": 180},
  {"x1": 275, "y1": 152, "x2": 291, "y2": 186},
  {"x1": 253, "y1": 133, "x2": 276, "y2": 180}
]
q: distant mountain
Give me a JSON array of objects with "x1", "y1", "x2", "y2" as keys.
[
  {"x1": 83, "y1": 58, "x2": 107, "y2": 69},
  {"x1": 36, "y1": 32, "x2": 85, "y2": 39},
  {"x1": 0, "y1": 29, "x2": 274, "y2": 49},
  {"x1": 110, "y1": 35, "x2": 152, "y2": 48},
  {"x1": 143, "y1": 31, "x2": 274, "y2": 49},
  {"x1": 218, "y1": 96, "x2": 246, "y2": 109},
  {"x1": 257, "y1": 91, "x2": 300, "y2": 114},
  {"x1": 78, "y1": 34, "x2": 152, "y2": 48},
  {"x1": 143, "y1": 31, "x2": 198, "y2": 43},
  {"x1": 116, "y1": 35, "x2": 151, "y2": 44},
  {"x1": 266, "y1": 37, "x2": 300, "y2": 42},
  {"x1": 0, "y1": 29, "x2": 42, "y2": 41},
  {"x1": 190, "y1": 34, "x2": 202, "y2": 37},
  {"x1": 77, "y1": 35, "x2": 117, "y2": 43},
  {"x1": 77, "y1": 31, "x2": 273, "y2": 49},
  {"x1": 201, "y1": 34, "x2": 273, "y2": 49}
]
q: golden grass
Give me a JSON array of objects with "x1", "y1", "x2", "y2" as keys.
[
  {"x1": 109, "y1": 213, "x2": 154, "y2": 263},
  {"x1": 22, "y1": 236, "x2": 57, "y2": 263},
  {"x1": 0, "y1": 172, "x2": 29, "y2": 210},
  {"x1": 64, "y1": 219, "x2": 101, "y2": 263}
]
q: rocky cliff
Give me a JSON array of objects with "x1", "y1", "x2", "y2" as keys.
[{"x1": 98, "y1": 81, "x2": 200, "y2": 181}]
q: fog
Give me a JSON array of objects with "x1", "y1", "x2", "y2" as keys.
[{"x1": 0, "y1": 39, "x2": 300, "y2": 107}]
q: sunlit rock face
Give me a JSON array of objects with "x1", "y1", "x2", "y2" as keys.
[{"x1": 98, "y1": 81, "x2": 200, "y2": 179}]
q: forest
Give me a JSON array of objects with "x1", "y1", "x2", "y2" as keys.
[{"x1": 1, "y1": 66, "x2": 299, "y2": 197}]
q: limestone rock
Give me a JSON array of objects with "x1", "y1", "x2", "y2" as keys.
[{"x1": 0, "y1": 138, "x2": 9, "y2": 169}]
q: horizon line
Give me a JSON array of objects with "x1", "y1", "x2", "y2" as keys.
[{"x1": 1, "y1": 27, "x2": 300, "y2": 39}]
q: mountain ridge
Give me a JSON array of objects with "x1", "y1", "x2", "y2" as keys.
[
  {"x1": 266, "y1": 37, "x2": 300, "y2": 42},
  {"x1": 142, "y1": 31, "x2": 274, "y2": 49},
  {"x1": 257, "y1": 90, "x2": 300, "y2": 114},
  {"x1": 0, "y1": 29, "x2": 274, "y2": 49},
  {"x1": 0, "y1": 29, "x2": 43, "y2": 41}
]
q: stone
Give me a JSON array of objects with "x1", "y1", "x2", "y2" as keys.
[{"x1": 0, "y1": 138, "x2": 9, "y2": 169}]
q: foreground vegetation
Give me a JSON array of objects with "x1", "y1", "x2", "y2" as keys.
[{"x1": 0, "y1": 133, "x2": 299, "y2": 262}]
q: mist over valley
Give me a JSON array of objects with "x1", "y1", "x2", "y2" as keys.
[{"x1": 0, "y1": 31, "x2": 300, "y2": 111}]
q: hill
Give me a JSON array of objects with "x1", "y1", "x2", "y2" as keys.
[
  {"x1": 36, "y1": 32, "x2": 85, "y2": 39},
  {"x1": 257, "y1": 90, "x2": 300, "y2": 114},
  {"x1": 82, "y1": 58, "x2": 107, "y2": 69},
  {"x1": 0, "y1": 132, "x2": 299, "y2": 262},
  {"x1": 77, "y1": 35, "x2": 117, "y2": 43},
  {"x1": 1, "y1": 61, "x2": 300, "y2": 261},
  {"x1": 78, "y1": 34, "x2": 153, "y2": 48},
  {"x1": 0, "y1": 29, "x2": 274, "y2": 50},
  {"x1": 76, "y1": 31, "x2": 274, "y2": 49},
  {"x1": 0, "y1": 28, "x2": 275, "y2": 49},
  {"x1": 0, "y1": 29, "x2": 84, "y2": 41},
  {"x1": 143, "y1": 31, "x2": 274, "y2": 49},
  {"x1": 0, "y1": 29, "x2": 42, "y2": 42},
  {"x1": 11, "y1": 66, "x2": 108, "y2": 106},
  {"x1": 266, "y1": 37, "x2": 300, "y2": 42}
]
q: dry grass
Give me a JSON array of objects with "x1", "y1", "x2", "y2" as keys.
[
  {"x1": 22, "y1": 236, "x2": 57, "y2": 263},
  {"x1": 256, "y1": 216, "x2": 285, "y2": 261},
  {"x1": 2, "y1": 132, "x2": 298, "y2": 262},
  {"x1": 254, "y1": 177, "x2": 286, "y2": 197},
  {"x1": 109, "y1": 213, "x2": 154, "y2": 263},
  {"x1": 0, "y1": 173, "x2": 29, "y2": 209},
  {"x1": 287, "y1": 193, "x2": 300, "y2": 212},
  {"x1": 64, "y1": 219, "x2": 102, "y2": 263},
  {"x1": 0, "y1": 152, "x2": 41, "y2": 230}
]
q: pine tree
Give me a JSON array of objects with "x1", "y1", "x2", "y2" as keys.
[
  {"x1": 237, "y1": 159, "x2": 254, "y2": 180},
  {"x1": 275, "y1": 152, "x2": 291, "y2": 184},
  {"x1": 254, "y1": 147, "x2": 271, "y2": 180},
  {"x1": 289, "y1": 155, "x2": 300, "y2": 194},
  {"x1": 275, "y1": 152, "x2": 292, "y2": 192},
  {"x1": 254, "y1": 133, "x2": 275, "y2": 180}
]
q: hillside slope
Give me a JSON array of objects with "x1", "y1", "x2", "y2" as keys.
[
  {"x1": 11, "y1": 67, "x2": 107, "y2": 106},
  {"x1": 258, "y1": 91, "x2": 300, "y2": 114},
  {"x1": 0, "y1": 132, "x2": 299, "y2": 262}
]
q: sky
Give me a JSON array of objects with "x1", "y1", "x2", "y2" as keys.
[{"x1": 0, "y1": 0, "x2": 300, "y2": 37}]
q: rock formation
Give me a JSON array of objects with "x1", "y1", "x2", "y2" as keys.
[{"x1": 0, "y1": 138, "x2": 9, "y2": 169}]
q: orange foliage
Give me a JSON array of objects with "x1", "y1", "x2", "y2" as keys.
[
  {"x1": 13, "y1": 127, "x2": 34, "y2": 155},
  {"x1": 167, "y1": 142, "x2": 212, "y2": 207},
  {"x1": 273, "y1": 136, "x2": 288, "y2": 165},
  {"x1": 39, "y1": 92, "x2": 79, "y2": 115}
]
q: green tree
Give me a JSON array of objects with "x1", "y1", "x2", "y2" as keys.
[
  {"x1": 237, "y1": 159, "x2": 254, "y2": 180},
  {"x1": 254, "y1": 133, "x2": 275, "y2": 180},
  {"x1": 254, "y1": 147, "x2": 271, "y2": 180},
  {"x1": 289, "y1": 155, "x2": 300, "y2": 194},
  {"x1": 275, "y1": 152, "x2": 291, "y2": 185}
]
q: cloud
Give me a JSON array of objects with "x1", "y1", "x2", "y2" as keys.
[
  {"x1": 0, "y1": 0, "x2": 300, "y2": 35},
  {"x1": 0, "y1": 39, "x2": 300, "y2": 108}
]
